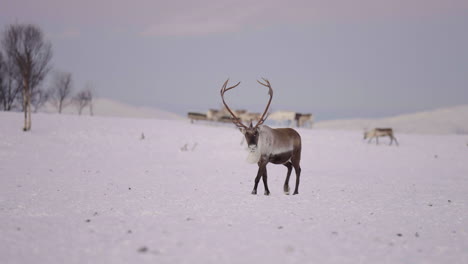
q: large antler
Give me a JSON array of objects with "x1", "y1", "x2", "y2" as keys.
[
  {"x1": 220, "y1": 79, "x2": 248, "y2": 128},
  {"x1": 220, "y1": 78, "x2": 274, "y2": 129},
  {"x1": 254, "y1": 78, "x2": 273, "y2": 128}
]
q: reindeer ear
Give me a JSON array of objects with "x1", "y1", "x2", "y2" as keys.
[{"x1": 249, "y1": 121, "x2": 253, "y2": 128}]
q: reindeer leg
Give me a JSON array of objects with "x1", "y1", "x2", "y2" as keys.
[
  {"x1": 292, "y1": 161, "x2": 301, "y2": 195},
  {"x1": 393, "y1": 136, "x2": 399, "y2": 146},
  {"x1": 252, "y1": 168, "x2": 262, "y2": 195},
  {"x1": 252, "y1": 160, "x2": 267, "y2": 195},
  {"x1": 262, "y1": 168, "x2": 270, "y2": 196},
  {"x1": 283, "y1": 162, "x2": 293, "y2": 195}
]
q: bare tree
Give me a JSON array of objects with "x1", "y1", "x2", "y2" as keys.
[
  {"x1": 1, "y1": 24, "x2": 52, "y2": 131},
  {"x1": 0, "y1": 52, "x2": 5, "y2": 109},
  {"x1": 73, "y1": 89, "x2": 93, "y2": 115},
  {"x1": 0, "y1": 51, "x2": 22, "y2": 111},
  {"x1": 86, "y1": 82, "x2": 94, "y2": 116},
  {"x1": 49, "y1": 71, "x2": 73, "y2": 113}
]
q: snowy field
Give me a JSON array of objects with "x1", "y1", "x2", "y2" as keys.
[
  {"x1": 1, "y1": 112, "x2": 468, "y2": 264},
  {"x1": 315, "y1": 104, "x2": 468, "y2": 135}
]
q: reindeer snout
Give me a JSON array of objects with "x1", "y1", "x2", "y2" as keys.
[{"x1": 248, "y1": 145, "x2": 257, "y2": 152}]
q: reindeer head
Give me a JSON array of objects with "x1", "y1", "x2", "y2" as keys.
[
  {"x1": 241, "y1": 122, "x2": 261, "y2": 151},
  {"x1": 363, "y1": 127, "x2": 370, "y2": 140},
  {"x1": 220, "y1": 78, "x2": 273, "y2": 151}
]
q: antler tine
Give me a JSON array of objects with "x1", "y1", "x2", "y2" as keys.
[
  {"x1": 257, "y1": 78, "x2": 272, "y2": 91},
  {"x1": 257, "y1": 77, "x2": 269, "y2": 86},
  {"x1": 254, "y1": 78, "x2": 274, "y2": 128},
  {"x1": 220, "y1": 79, "x2": 241, "y2": 94},
  {"x1": 225, "y1": 81, "x2": 241, "y2": 92},
  {"x1": 221, "y1": 78, "x2": 229, "y2": 91},
  {"x1": 220, "y1": 79, "x2": 247, "y2": 129}
]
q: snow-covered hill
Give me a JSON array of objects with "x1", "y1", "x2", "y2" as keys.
[
  {"x1": 42, "y1": 98, "x2": 183, "y2": 120},
  {"x1": 1, "y1": 112, "x2": 467, "y2": 264},
  {"x1": 315, "y1": 105, "x2": 468, "y2": 135}
]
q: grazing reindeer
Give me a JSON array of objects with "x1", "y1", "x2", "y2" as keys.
[
  {"x1": 187, "y1": 112, "x2": 208, "y2": 123},
  {"x1": 220, "y1": 78, "x2": 302, "y2": 195},
  {"x1": 364, "y1": 128, "x2": 399, "y2": 146},
  {"x1": 295, "y1": 113, "x2": 313, "y2": 128}
]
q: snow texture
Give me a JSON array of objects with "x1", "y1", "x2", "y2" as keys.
[
  {"x1": 315, "y1": 104, "x2": 468, "y2": 135},
  {"x1": 1, "y1": 112, "x2": 467, "y2": 264}
]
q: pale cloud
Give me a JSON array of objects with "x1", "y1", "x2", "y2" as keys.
[
  {"x1": 139, "y1": 0, "x2": 468, "y2": 37},
  {"x1": 60, "y1": 28, "x2": 80, "y2": 39},
  {"x1": 141, "y1": 21, "x2": 242, "y2": 36},
  {"x1": 2, "y1": 0, "x2": 467, "y2": 37},
  {"x1": 140, "y1": 3, "x2": 262, "y2": 36}
]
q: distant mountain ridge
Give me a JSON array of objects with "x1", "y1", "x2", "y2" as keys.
[
  {"x1": 40, "y1": 100, "x2": 468, "y2": 134},
  {"x1": 42, "y1": 98, "x2": 183, "y2": 120},
  {"x1": 314, "y1": 105, "x2": 468, "y2": 135}
]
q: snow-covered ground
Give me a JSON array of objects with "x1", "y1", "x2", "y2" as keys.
[
  {"x1": 315, "y1": 104, "x2": 468, "y2": 135},
  {"x1": 1, "y1": 112, "x2": 467, "y2": 264}
]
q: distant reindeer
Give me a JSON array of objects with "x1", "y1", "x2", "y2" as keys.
[
  {"x1": 295, "y1": 113, "x2": 313, "y2": 128},
  {"x1": 220, "y1": 78, "x2": 302, "y2": 195},
  {"x1": 269, "y1": 111, "x2": 297, "y2": 127},
  {"x1": 187, "y1": 112, "x2": 208, "y2": 123},
  {"x1": 364, "y1": 128, "x2": 399, "y2": 146},
  {"x1": 206, "y1": 109, "x2": 222, "y2": 121}
]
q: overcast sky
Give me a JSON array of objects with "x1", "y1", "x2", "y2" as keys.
[{"x1": 1, "y1": 0, "x2": 467, "y2": 120}]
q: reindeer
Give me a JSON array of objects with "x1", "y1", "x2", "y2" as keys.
[
  {"x1": 206, "y1": 109, "x2": 222, "y2": 121},
  {"x1": 364, "y1": 128, "x2": 399, "y2": 146},
  {"x1": 220, "y1": 78, "x2": 302, "y2": 195},
  {"x1": 187, "y1": 112, "x2": 208, "y2": 123},
  {"x1": 295, "y1": 113, "x2": 314, "y2": 128},
  {"x1": 269, "y1": 111, "x2": 297, "y2": 127}
]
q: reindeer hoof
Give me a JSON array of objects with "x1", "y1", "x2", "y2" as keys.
[
  {"x1": 284, "y1": 186, "x2": 290, "y2": 195},
  {"x1": 293, "y1": 191, "x2": 299, "y2": 195},
  {"x1": 251, "y1": 190, "x2": 257, "y2": 195},
  {"x1": 264, "y1": 191, "x2": 270, "y2": 196}
]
